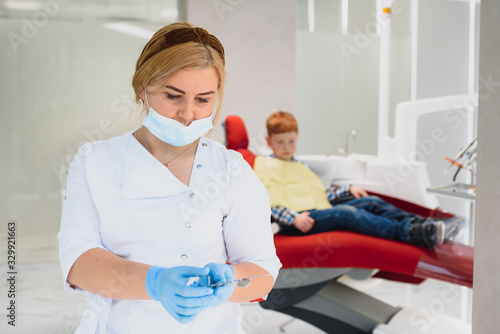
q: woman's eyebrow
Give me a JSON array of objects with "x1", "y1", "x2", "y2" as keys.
[
  {"x1": 165, "y1": 85, "x2": 215, "y2": 96},
  {"x1": 197, "y1": 90, "x2": 216, "y2": 96},
  {"x1": 165, "y1": 85, "x2": 185, "y2": 94}
]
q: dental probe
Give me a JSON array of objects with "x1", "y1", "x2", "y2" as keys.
[{"x1": 203, "y1": 274, "x2": 272, "y2": 289}]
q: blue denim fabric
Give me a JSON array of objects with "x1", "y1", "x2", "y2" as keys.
[{"x1": 279, "y1": 196, "x2": 422, "y2": 241}]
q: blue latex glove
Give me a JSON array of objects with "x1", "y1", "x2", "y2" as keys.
[
  {"x1": 145, "y1": 265, "x2": 215, "y2": 324},
  {"x1": 202, "y1": 263, "x2": 235, "y2": 307}
]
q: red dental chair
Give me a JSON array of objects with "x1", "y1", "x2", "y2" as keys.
[{"x1": 223, "y1": 114, "x2": 473, "y2": 334}]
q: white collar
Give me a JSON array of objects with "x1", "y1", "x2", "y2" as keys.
[{"x1": 122, "y1": 133, "x2": 197, "y2": 199}]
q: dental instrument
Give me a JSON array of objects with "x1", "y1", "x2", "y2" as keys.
[{"x1": 202, "y1": 274, "x2": 272, "y2": 289}]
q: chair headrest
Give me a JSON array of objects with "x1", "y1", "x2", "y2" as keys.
[{"x1": 224, "y1": 115, "x2": 249, "y2": 150}]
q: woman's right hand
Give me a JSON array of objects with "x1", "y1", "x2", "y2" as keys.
[
  {"x1": 292, "y1": 212, "x2": 315, "y2": 233},
  {"x1": 145, "y1": 265, "x2": 215, "y2": 324}
]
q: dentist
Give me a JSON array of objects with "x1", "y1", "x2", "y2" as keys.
[{"x1": 58, "y1": 22, "x2": 281, "y2": 333}]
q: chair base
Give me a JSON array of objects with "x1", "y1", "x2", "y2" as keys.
[{"x1": 261, "y1": 279, "x2": 401, "y2": 333}]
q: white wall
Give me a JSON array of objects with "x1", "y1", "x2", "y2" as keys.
[
  {"x1": 185, "y1": 0, "x2": 296, "y2": 154},
  {"x1": 0, "y1": 0, "x2": 294, "y2": 263},
  {"x1": 294, "y1": 0, "x2": 475, "y2": 164},
  {"x1": 0, "y1": 2, "x2": 176, "y2": 262},
  {"x1": 415, "y1": 0, "x2": 470, "y2": 99},
  {"x1": 295, "y1": 0, "x2": 412, "y2": 156},
  {"x1": 411, "y1": 0, "x2": 478, "y2": 217},
  {"x1": 473, "y1": 0, "x2": 500, "y2": 331}
]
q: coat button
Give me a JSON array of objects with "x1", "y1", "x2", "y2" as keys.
[
  {"x1": 189, "y1": 192, "x2": 195, "y2": 198},
  {"x1": 202, "y1": 143, "x2": 208, "y2": 147},
  {"x1": 196, "y1": 164, "x2": 202, "y2": 169},
  {"x1": 181, "y1": 254, "x2": 188, "y2": 260},
  {"x1": 185, "y1": 221, "x2": 192, "y2": 228}
]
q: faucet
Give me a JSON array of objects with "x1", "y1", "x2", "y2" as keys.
[
  {"x1": 327, "y1": 148, "x2": 345, "y2": 157},
  {"x1": 327, "y1": 129, "x2": 357, "y2": 157},
  {"x1": 344, "y1": 129, "x2": 356, "y2": 157}
]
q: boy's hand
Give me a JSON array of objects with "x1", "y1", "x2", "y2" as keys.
[
  {"x1": 349, "y1": 186, "x2": 368, "y2": 199},
  {"x1": 292, "y1": 212, "x2": 315, "y2": 233}
]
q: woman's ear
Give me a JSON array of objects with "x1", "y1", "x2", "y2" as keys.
[{"x1": 138, "y1": 86, "x2": 148, "y2": 103}]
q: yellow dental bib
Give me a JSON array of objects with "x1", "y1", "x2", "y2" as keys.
[{"x1": 253, "y1": 156, "x2": 332, "y2": 212}]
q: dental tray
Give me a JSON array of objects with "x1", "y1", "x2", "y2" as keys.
[{"x1": 427, "y1": 183, "x2": 476, "y2": 201}]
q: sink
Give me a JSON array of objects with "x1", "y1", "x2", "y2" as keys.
[{"x1": 295, "y1": 154, "x2": 374, "y2": 181}]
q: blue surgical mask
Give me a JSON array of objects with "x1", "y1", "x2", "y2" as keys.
[{"x1": 143, "y1": 107, "x2": 214, "y2": 146}]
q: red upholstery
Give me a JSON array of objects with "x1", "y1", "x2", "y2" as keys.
[
  {"x1": 224, "y1": 115, "x2": 255, "y2": 167},
  {"x1": 222, "y1": 115, "x2": 473, "y2": 288},
  {"x1": 275, "y1": 231, "x2": 422, "y2": 275},
  {"x1": 225, "y1": 115, "x2": 249, "y2": 149},
  {"x1": 275, "y1": 231, "x2": 473, "y2": 288}
]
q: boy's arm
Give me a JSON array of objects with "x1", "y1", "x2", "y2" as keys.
[
  {"x1": 271, "y1": 206, "x2": 299, "y2": 226},
  {"x1": 326, "y1": 184, "x2": 353, "y2": 203},
  {"x1": 327, "y1": 184, "x2": 369, "y2": 204},
  {"x1": 272, "y1": 206, "x2": 316, "y2": 233}
]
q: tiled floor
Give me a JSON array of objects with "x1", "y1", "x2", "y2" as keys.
[{"x1": 0, "y1": 234, "x2": 472, "y2": 333}]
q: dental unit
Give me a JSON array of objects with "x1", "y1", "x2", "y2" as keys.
[{"x1": 224, "y1": 113, "x2": 473, "y2": 334}]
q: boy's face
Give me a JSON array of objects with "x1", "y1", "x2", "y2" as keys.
[{"x1": 266, "y1": 131, "x2": 298, "y2": 161}]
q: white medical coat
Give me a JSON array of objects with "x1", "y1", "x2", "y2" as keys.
[{"x1": 58, "y1": 131, "x2": 282, "y2": 334}]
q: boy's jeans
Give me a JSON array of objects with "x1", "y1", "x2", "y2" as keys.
[{"x1": 279, "y1": 196, "x2": 421, "y2": 241}]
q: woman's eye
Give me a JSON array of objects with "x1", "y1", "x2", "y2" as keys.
[
  {"x1": 166, "y1": 94, "x2": 180, "y2": 100},
  {"x1": 197, "y1": 98, "x2": 210, "y2": 103}
]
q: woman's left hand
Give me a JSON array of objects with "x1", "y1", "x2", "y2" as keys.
[
  {"x1": 349, "y1": 185, "x2": 369, "y2": 199},
  {"x1": 201, "y1": 263, "x2": 235, "y2": 307}
]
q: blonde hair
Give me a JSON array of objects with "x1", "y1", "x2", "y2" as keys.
[
  {"x1": 132, "y1": 22, "x2": 226, "y2": 127},
  {"x1": 266, "y1": 111, "x2": 298, "y2": 137}
]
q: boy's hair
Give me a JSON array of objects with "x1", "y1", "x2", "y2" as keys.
[{"x1": 266, "y1": 111, "x2": 298, "y2": 137}]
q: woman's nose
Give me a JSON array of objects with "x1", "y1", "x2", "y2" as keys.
[{"x1": 177, "y1": 100, "x2": 195, "y2": 124}]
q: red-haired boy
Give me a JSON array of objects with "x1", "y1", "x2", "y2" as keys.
[{"x1": 253, "y1": 111, "x2": 446, "y2": 247}]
